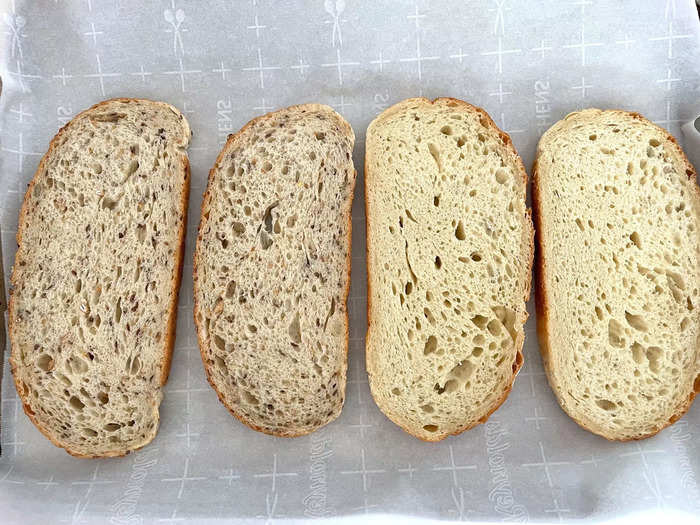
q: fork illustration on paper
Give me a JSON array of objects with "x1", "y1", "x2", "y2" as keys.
[
  {"x1": 164, "y1": 8, "x2": 186, "y2": 56},
  {"x1": 324, "y1": 0, "x2": 345, "y2": 47},
  {"x1": 3, "y1": 13, "x2": 26, "y2": 60}
]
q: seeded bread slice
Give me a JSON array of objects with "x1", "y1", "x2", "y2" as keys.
[
  {"x1": 533, "y1": 109, "x2": 700, "y2": 440},
  {"x1": 365, "y1": 98, "x2": 533, "y2": 441},
  {"x1": 9, "y1": 98, "x2": 191, "y2": 457},
  {"x1": 193, "y1": 104, "x2": 356, "y2": 437}
]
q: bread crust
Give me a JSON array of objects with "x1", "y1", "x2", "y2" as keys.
[
  {"x1": 193, "y1": 103, "x2": 355, "y2": 437},
  {"x1": 8, "y1": 98, "x2": 191, "y2": 458},
  {"x1": 365, "y1": 97, "x2": 534, "y2": 441},
  {"x1": 533, "y1": 108, "x2": 700, "y2": 441}
]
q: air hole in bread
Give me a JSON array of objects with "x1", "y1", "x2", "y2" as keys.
[
  {"x1": 225, "y1": 280, "x2": 237, "y2": 299},
  {"x1": 594, "y1": 306, "x2": 604, "y2": 321},
  {"x1": 448, "y1": 359, "x2": 474, "y2": 383},
  {"x1": 122, "y1": 159, "x2": 139, "y2": 182},
  {"x1": 424, "y1": 335, "x2": 438, "y2": 355},
  {"x1": 494, "y1": 168, "x2": 508, "y2": 184},
  {"x1": 629, "y1": 231, "x2": 641, "y2": 249},
  {"x1": 427, "y1": 143, "x2": 442, "y2": 172},
  {"x1": 624, "y1": 311, "x2": 647, "y2": 332},
  {"x1": 455, "y1": 221, "x2": 466, "y2": 240},
  {"x1": 260, "y1": 231, "x2": 272, "y2": 250},
  {"x1": 102, "y1": 195, "x2": 120, "y2": 211},
  {"x1": 596, "y1": 399, "x2": 616, "y2": 410},
  {"x1": 231, "y1": 222, "x2": 245, "y2": 236},
  {"x1": 288, "y1": 311, "x2": 302, "y2": 345},
  {"x1": 486, "y1": 319, "x2": 501, "y2": 337},
  {"x1": 471, "y1": 314, "x2": 488, "y2": 329},
  {"x1": 646, "y1": 347, "x2": 663, "y2": 373},
  {"x1": 608, "y1": 319, "x2": 625, "y2": 348},
  {"x1": 69, "y1": 396, "x2": 85, "y2": 411},
  {"x1": 243, "y1": 391, "x2": 259, "y2": 405},
  {"x1": 37, "y1": 353, "x2": 54, "y2": 372},
  {"x1": 127, "y1": 356, "x2": 141, "y2": 375}
]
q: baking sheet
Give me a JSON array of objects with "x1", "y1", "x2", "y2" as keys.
[{"x1": 1, "y1": 0, "x2": 700, "y2": 522}]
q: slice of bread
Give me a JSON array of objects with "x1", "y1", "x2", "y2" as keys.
[
  {"x1": 533, "y1": 109, "x2": 700, "y2": 440},
  {"x1": 9, "y1": 98, "x2": 191, "y2": 457},
  {"x1": 365, "y1": 98, "x2": 533, "y2": 441},
  {"x1": 193, "y1": 104, "x2": 356, "y2": 437}
]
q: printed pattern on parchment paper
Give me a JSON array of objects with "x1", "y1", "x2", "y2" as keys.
[{"x1": 0, "y1": 1, "x2": 699, "y2": 523}]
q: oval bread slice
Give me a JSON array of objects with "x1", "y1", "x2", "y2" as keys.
[
  {"x1": 9, "y1": 98, "x2": 191, "y2": 457},
  {"x1": 365, "y1": 98, "x2": 533, "y2": 441},
  {"x1": 533, "y1": 109, "x2": 700, "y2": 440},
  {"x1": 193, "y1": 104, "x2": 356, "y2": 437}
]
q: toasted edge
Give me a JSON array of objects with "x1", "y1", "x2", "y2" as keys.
[
  {"x1": 8, "y1": 98, "x2": 191, "y2": 457},
  {"x1": 365, "y1": 97, "x2": 534, "y2": 441},
  {"x1": 533, "y1": 108, "x2": 700, "y2": 441},
  {"x1": 193, "y1": 103, "x2": 355, "y2": 437}
]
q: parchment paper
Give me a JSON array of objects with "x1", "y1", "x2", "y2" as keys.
[{"x1": 1, "y1": 1, "x2": 699, "y2": 523}]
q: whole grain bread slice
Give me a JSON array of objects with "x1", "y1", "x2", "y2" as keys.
[
  {"x1": 193, "y1": 104, "x2": 356, "y2": 437},
  {"x1": 365, "y1": 97, "x2": 533, "y2": 441},
  {"x1": 533, "y1": 108, "x2": 700, "y2": 440},
  {"x1": 9, "y1": 98, "x2": 191, "y2": 457}
]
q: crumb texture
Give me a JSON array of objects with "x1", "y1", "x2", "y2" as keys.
[
  {"x1": 536, "y1": 108, "x2": 700, "y2": 440},
  {"x1": 194, "y1": 104, "x2": 355, "y2": 436},
  {"x1": 10, "y1": 99, "x2": 191, "y2": 457},
  {"x1": 366, "y1": 98, "x2": 532, "y2": 441}
]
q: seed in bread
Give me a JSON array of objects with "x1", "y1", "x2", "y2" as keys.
[
  {"x1": 9, "y1": 98, "x2": 191, "y2": 457},
  {"x1": 365, "y1": 98, "x2": 533, "y2": 441},
  {"x1": 533, "y1": 108, "x2": 700, "y2": 440},
  {"x1": 194, "y1": 104, "x2": 356, "y2": 437}
]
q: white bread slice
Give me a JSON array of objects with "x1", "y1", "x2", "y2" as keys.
[
  {"x1": 365, "y1": 98, "x2": 533, "y2": 441},
  {"x1": 533, "y1": 109, "x2": 700, "y2": 440},
  {"x1": 9, "y1": 98, "x2": 191, "y2": 457},
  {"x1": 193, "y1": 104, "x2": 356, "y2": 437}
]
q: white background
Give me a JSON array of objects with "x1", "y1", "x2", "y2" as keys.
[{"x1": 1, "y1": 0, "x2": 699, "y2": 522}]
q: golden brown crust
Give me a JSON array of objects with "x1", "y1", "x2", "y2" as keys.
[
  {"x1": 8, "y1": 98, "x2": 191, "y2": 458},
  {"x1": 193, "y1": 103, "x2": 355, "y2": 437},
  {"x1": 365, "y1": 97, "x2": 534, "y2": 441},
  {"x1": 160, "y1": 154, "x2": 191, "y2": 387},
  {"x1": 533, "y1": 108, "x2": 700, "y2": 441}
]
